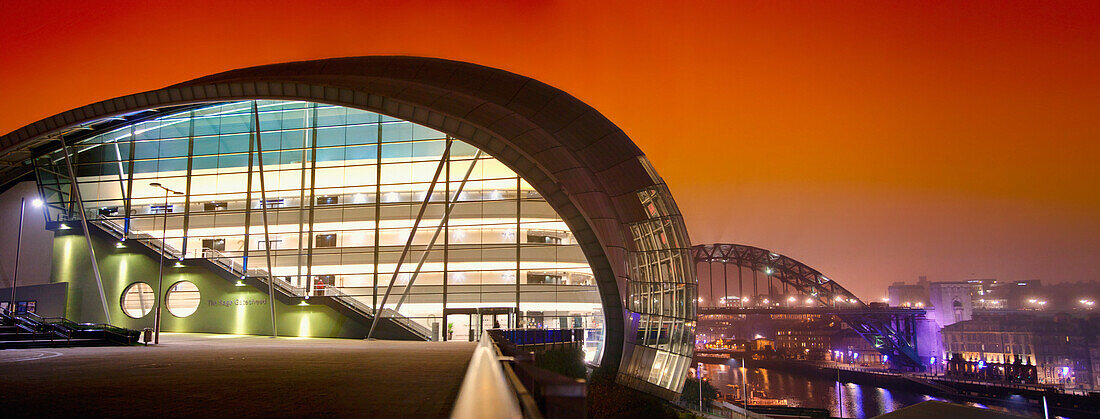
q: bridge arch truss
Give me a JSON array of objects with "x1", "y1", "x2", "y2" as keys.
[{"x1": 692, "y1": 243, "x2": 924, "y2": 370}]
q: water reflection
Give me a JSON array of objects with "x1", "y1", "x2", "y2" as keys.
[{"x1": 699, "y1": 363, "x2": 1033, "y2": 417}]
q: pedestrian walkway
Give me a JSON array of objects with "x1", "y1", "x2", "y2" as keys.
[{"x1": 0, "y1": 333, "x2": 476, "y2": 417}]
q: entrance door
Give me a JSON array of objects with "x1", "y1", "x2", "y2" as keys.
[
  {"x1": 446, "y1": 313, "x2": 475, "y2": 342},
  {"x1": 444, "y1": 308, "x2": 515, "y2": 342}
]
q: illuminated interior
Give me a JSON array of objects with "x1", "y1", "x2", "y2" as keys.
[{"x1": 36, "y1": 100, "x2": 604, "y2": 358}]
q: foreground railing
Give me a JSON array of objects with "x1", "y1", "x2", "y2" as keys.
[
  {"x1": 485, "y1": 329, "x2": 587, "y2": 419},
  {"x1": 452, "y1": 332, "x2": 528, "y2": 419}
]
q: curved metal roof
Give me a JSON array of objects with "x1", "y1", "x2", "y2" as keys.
[{"x1": 0, "y1": 56, "x2": 695, "y2": 381}]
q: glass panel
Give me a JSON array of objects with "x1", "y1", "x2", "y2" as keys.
[
  {"x1": 55, "y1": 99, "x2": 607, "y2": 369},
  {"x1": 165, "y1": 281, "x2": 200, "y2": 317}
]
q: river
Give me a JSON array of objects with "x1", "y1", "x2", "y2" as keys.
[{"x1": 698, "y1": 362, "x2": 1039, "y2": 417}]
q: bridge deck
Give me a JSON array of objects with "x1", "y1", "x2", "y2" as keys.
[
  {"x1": 699, "y1": 306, "x2": 927, "y2": 316},
  {"x1": 0, "y1": 333, "x2": 475, "y2": 417}
]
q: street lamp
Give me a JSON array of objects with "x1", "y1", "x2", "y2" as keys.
[
  {"x1": 8, "y1": 196, "x2": 41, "y2": 316},
  {"x1": 150, "y1": 182, "x2": 183, "y2": 345}
]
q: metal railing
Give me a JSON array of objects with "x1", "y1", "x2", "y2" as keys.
[
  {"x1": 319, "y1": 285, "x2": 432, "y2": 340},
  {"x1": 2, "y1": 309, "x2": 141, "y2": 345},
  {"x1": 496, "y1": 328, "x2": 586, "y2": 346},
  {"x1": 451, "y1": 332, "x2": 529, "y2": 419},
  {"x1": 91, "y1": 217, "x2": 431, "y2": 340},
  {"x1": 486, "y1": 329, "x2": 588, "y2": 418},
  {"x1": 95, "y1": 217, "x2": 183, "y2": 260}
]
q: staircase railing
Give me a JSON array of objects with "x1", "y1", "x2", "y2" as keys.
[
  {"x1": 90, "y1": 215, "x2": 431, "y2": 340},
  {"x1": 2, "y1": 309, "x2": 140, "y2": 345},
  {"x1": 95, "y1": 217, "x2": 183, "y2": 260},
  {"x1": 321, "y1": 286, "x2": 432, "y2": 340}
]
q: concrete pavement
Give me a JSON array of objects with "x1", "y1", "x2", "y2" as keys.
[{"x1": 0, "y1": 333, "x2": 476, "y2": 417}]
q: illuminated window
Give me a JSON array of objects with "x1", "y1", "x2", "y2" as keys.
[
  {"x1": 315, "y1": 234, "x2": 337, "y2": 248},
  {"x1": 165, "y1": 281, "x2": 200, "y2": 317},
  {"x1": 201, "y1": 238, "x2": 225, "y2": 252},
  {"x1": 121, "y1": 282, "x2": 155, "y2": 319}
]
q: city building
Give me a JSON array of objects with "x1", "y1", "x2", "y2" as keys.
[
  {"x1": 887, "y1": 276, "x2": 930, "y2": 308},
  {"x1": 775, "y1": 320, "x2": 840, "y2": 360},
  {"x1": 968, "y1": 279, "x2": 1042, "y2": 311},
  {"x1": 0, "y1": 57, "x2": 698, "y2": 399},
  {"x1": 928, "y1": 282, "x2": 973, "y2": 328},
  {"x1": 832, "y1": 328, "x2": 887, "y2": 366},
  {"x1": 941, "y1": 312, "x2": 1097, "y2": 388}
]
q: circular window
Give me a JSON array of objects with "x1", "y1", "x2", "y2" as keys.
[
  {"x1": 165, "y1": 281, "x2": 200, "y2": 317},
  {"x1": 121, "y1": 282, "x2": 155, "y2": 319}
]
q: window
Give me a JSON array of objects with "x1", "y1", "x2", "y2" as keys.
[
  {"x1": 258, "y1": 238, "x2": 281, "y2": 250},
  {"x1": 165, "y1": 281, "x2": 200, "y2": 317},
  {"x1": 527, "y1": 231, "x2": 564, "y2": 244},
  {"x1": 261, "y1": 198, "x2": 284, "y2": 208},
  {"x1": 201, "y1": 238, "x2": 225, "y2": 252},
  {"x1": 316, "y1": 196, "x2": 339, "y2": 205},
  {"x1": 121, "y1": 282, "x2": 155, "y2": 318},
  {"x1": 150, "y1": 204, "x2": 173, "y2": 214},
  {"x1": 98, "y1": 207, "x2": 119, "y2": 217},
  {"x1": 527, "y1": 272, "x2": 564, "y2": 285},
  {"x1": 203, "y1": 201, "x2": 228, "y2": 211},
  {"x1": 315, "y1": 234, "x2": 337, "y2": 248}
]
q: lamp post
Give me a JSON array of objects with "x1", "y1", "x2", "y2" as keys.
[
  {"x1": 150, "y1": 182, "x2": 183, "y2": 344},
  {"x1": 9, "y1": 197, "x2": 42, "y2": 315},
  {"x1": 697, "y1": 362, "x2": 703, "y2": 411}
]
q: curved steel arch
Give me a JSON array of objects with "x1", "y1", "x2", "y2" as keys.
[
  {"x1": 693, "y1": 243, "x2": 923, "y2": 370},
  {"x1": 0, "y1": 57, "x2": 697, "y2": 397}
]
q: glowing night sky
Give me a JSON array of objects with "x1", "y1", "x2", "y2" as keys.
[{"x1": 2, "y1": 1, "x2": 1097, "y2": 299}]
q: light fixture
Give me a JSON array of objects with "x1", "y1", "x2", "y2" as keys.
[
  {"x1": 298, "y1": 300, "x2": 310, "y2": 306},
  {"x1": 235, "y1": 280, "x2": 246, "y2": 287},
  {"x1": 31, "y1": 198, "x2": 43, "y2": 208}
]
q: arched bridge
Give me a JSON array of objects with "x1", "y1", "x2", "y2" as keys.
[{"x1": 692, "y1": 243, "x2": 924, "y2": 371}]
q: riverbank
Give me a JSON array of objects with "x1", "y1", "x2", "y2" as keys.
[{"x1": 746, "y1": 359, "x2": 1100, "y2": 417}]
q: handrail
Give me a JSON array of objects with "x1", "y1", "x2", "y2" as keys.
[
  {"x1": 0, "y1": 309, "x2": 140, "y2": 345},
  {"x1": 92, "y1": 216, "x2": 432, "y2": 340},
  {"x1": 451, "y1": 332, "x2": 525, "y2": 419}
]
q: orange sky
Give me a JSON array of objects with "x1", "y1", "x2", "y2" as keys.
[{"x1": 2, "y1": 1, "x2": 1098, "y2": 299}]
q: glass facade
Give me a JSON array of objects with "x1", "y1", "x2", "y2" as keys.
[
  {"x1": 35, "y1": 100, "x2": 603, "y2": 360},
  {"x1": 620, "y1": 182, "x2": 697, "y2": 394}
]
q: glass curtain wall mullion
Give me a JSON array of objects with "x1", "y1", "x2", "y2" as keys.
[
  {"x1": 251, "y1": 100, "x2": 279, "y2": 336},
  {"x1": 294, "y1": 102, "x2": 310, "y2": 288},
  {"x1": 242, "y1": 107, "x2": 256, "y2": 275},
  {"x1": 515, "y1": 176, "x2": 521, "y2": 328},
  {"x1": 442, "y1": 139, "x2": 449, "y2": 340},
  {"x1": 110, "y1": 134, "x2": 128, "y2": 226},
  {"x1": 180, "y1": 111, "x2": 196, "y2": 257},
  {"x1": 370, "y1": 139, "x2": 454, "y2": 334},
  {"x1": 61, "y1": 99, "x2": 603, "y2": 355},
  {"x1": 373, "y1": 113, "x2": 382, "y2": 311},
  {"x1": 391, "y1": 138, "x2": 454, "y2": 312},
  {"x1": 124, "y1": 124, "x2": 137, "y2": 236}
]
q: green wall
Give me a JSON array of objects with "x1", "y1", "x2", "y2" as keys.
[{"x1": 51, "y1": 230, "x2": 377, "y2": 338}]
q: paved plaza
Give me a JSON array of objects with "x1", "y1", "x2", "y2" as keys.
[{"x1": 0, "y1": 334, "x2": 475, "y2": 417}]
